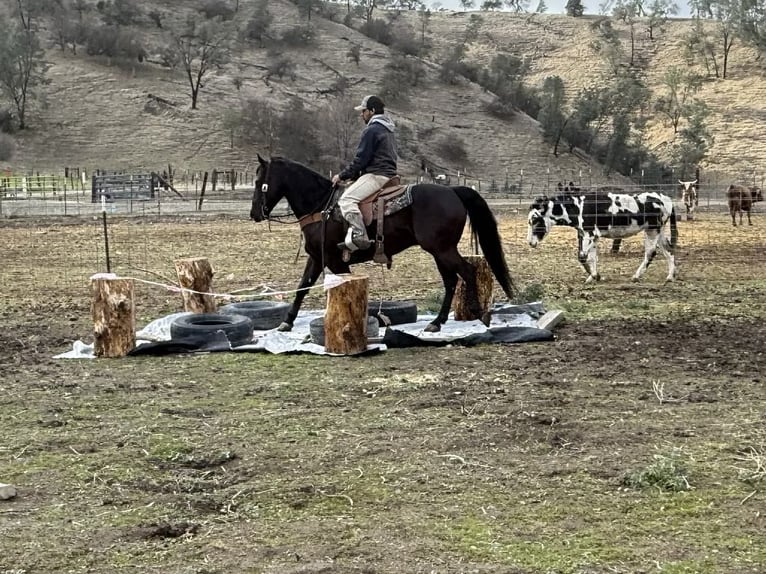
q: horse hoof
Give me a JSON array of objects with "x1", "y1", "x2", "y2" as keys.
[
  {"x1": 424, "y1": 323, "x2": 441, "y2": 333},
  {"x1": 480, "y1": 312, "x2": 492, "y2": 327},
  {"x1": 631, "y1": 276, "x2": 640, "y2": 282},
  {"x1": 276, "y1": 322, "x2": 293, "y2": 332}
]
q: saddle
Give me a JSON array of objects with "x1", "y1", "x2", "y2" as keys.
[
  {"x1": 342, "y1": 176, "x2": 411, "y2": 266},
  {"x1": 358, "y1": 176, "x2": 406, "y2": 226}
]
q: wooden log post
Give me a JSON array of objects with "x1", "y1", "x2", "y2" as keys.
[
  {"x1": 91, "y1": 273, "x2": 135, "y2": 358},
  {"x1": 175, "y1": 257, "x2": 216, "y2": 313},
  {"x1": 324, "y1": 274, "x2": 369, "y2": 355},
  {"x1": 453, "y1": 255, "x2": 494, "y2": 321}
]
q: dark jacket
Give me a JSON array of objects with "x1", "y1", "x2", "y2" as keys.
[{"x1": 339, "y1": 115, "x2": 397, "y2": 181}]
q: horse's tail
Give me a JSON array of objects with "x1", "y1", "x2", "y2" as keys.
[
  {"x1": 669, "y1": 205, "x2": 678, "y2": 251},
  {"x1": 452, "y1": 186, "x2": 516, "y2": 298}
]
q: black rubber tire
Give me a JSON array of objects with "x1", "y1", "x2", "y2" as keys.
[
  {"x1": 309, "y1": 316, "x2": 380, "y2": 346},
  {"x1": 367, "y1": 300, "x2": 418, "y2": 326},
  {"x1": 170, "y1": 313, "x2": 254, "y2": 347},
  {"x1": 219, "y1": 301, "x2": 290, "y2": 330}
]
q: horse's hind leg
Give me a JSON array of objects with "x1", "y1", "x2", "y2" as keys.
[
  {"x1": 426, "y1": 250, "x2": 480, "y2": 332},
  {"x1": 278, "y1": 256, "x2": 324, "y2": 331},
  {"x1": 425, "y1": 259, "x2": 460, "y2": 332}
]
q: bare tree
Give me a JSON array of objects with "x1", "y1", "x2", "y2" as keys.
[
  {"x1": 166, "y1": 16, "x2": 232, "y2": 109},
  {"x1": 0, "y1": 15, "x2": 49, "y2": 129}
]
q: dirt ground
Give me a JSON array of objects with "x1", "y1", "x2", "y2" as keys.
[{"x1": 1, "y1": 210, "x2": 765, "y2": 573}]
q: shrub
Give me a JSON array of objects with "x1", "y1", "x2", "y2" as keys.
[
  {"x1": 97, "y1": 0, "x2": 142, "y2": 26},
  {"x1": 0, "y1": 109, "x2": 16, "y2": 134},
  {"x1": 148, "y1": 10, "x2": 163, "y2": 28},
  {"x1": 0, "y1": 133, "x2": 15, "y2": 162},
  {"x1": 436, "y1": 134, "x2": 469, "y2": 164},
  {"x1": 359, "y1": 18, "x2": 393, "y2": 45},
  {"x1": 513, "y1": 283, "x2": 545, "y2": 303},
  {"x1": 266, "y1": 57, "x2": 296, "y2": 82},
  {"x1": 281, "y1": 25, "x2": 315, "y2": 46},
  {"x1": 379, "y1": 55, "x2": 425, "y2": 106},
  {"x1": 347, "y1": 45, "x2": 361, "y2": 66},
  {"x1": 245, "y1": 7, "x2": 273, "y2": 46},
  {"x1": 622, "y1": 451, "x2": 691, "y2": 492},
  {"x1": 199, "y1": 0, "x2": 235, "y2": 21}
]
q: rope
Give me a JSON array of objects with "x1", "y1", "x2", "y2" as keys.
[{"x1": 105, "y1": 274, "x2": 325, "y2": 301}]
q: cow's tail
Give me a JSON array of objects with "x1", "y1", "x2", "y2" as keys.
[
  {"x1": 669, "y1": 205, "x2": 678, "y2": 251},
  {"x1": 451, "y1": 186, "x2": 516, "y2": 298}
]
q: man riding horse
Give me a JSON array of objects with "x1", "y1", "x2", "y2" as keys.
[{"x1": 331, "y1": 95, "x2": 398, "y2": 252}]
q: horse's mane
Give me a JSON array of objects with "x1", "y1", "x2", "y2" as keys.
[{"x1": 271, "y1": 156, "x2": 332, "y2": 192}]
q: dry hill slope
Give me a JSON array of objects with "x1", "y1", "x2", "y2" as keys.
[
  {"x1": 410, "y1": 11, "x2": 766, "y2": 184},
  {"x1": 9, "y1": 3, "x2": 765, "y2": 188},
  {"x1": 8, "y1": 0, "x2": 627, "y2": 192}
]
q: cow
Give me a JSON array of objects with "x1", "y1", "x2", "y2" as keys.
[
  {"x1": 527, "y1": 190, "x2": 678, "y2": 283},
  {"x1": 678, "y1": 179, "x2": 698, "y2": 221},
  {"x1": 727, "y1": 184, "x2": 764, "y2": 226}
]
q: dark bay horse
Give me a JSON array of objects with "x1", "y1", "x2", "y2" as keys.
[{"x1": 250, "y1": 155, "x2": 516, "y2": 332}]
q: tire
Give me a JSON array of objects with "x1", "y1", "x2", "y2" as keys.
[
  {"x1": 170, "y1": 313, "x2": 254, "y2": 347},
  {"x1": 309, "y1": 316, "x2": 381, "y2": 346},
  {"x1": 219, "y1": 301, "x2": 290, "y2": 330},
  {"x1": 367, "y1": 300, "x2": 418, "y2": 326}
]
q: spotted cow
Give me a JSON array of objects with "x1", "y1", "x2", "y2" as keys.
[
  {"x1": 678, "y1": 179, "x2": 698, "y2": 221},
  {"x1": 527, "y1": 191, "x2": 678, "y2": 283},
  {"x1": 727, "y1": 184, "x2": 764, "y2": 226}
]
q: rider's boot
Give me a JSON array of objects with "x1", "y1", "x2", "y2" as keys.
[{"x1": 337, "y1": 212, "x2": 371, "y2": 251}]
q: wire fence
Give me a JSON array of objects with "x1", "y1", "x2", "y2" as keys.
[
  {"x1": 0, "y1": 173, "x2": 757, "y2": 218},
  {"x1": 2, "y1": 177, "x2": 765, "y2": 326}
]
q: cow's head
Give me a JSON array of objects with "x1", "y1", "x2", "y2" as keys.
[{"x1": 527, "y1": 196, "x2": 554, "y2": 247}]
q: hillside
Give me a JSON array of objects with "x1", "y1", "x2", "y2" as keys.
[{"x1": 6, "y1": 1, "x2": 766, "y2": 190}]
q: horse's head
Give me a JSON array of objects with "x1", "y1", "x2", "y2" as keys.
[
  {"x1": 527, "y1": 196, "x2": 553, "y2": 247},
  {"x1": 251, "y1": 154, "x2": 281, "y2": 221},
  {"x1": 752, "y1": 186, "x2": 764, "y2": 203}
]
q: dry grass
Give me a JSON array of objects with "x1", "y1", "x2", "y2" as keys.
[{"x1": 1, "y1": 210, "x2": 766, "y2": 572}]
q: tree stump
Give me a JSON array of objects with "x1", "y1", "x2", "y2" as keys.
[
  {"x1": 91, "y1": 273, "x2": 135, "y2": 358},
  {"x1": 324, "y1": 274, "x2": 369, "y2": 355},
  {"x1": 175, "y1": 257, "x2": 216, "y2": 313},
  {"x1": 453, "y1": 255, "x2": 494, "y2": 321}
]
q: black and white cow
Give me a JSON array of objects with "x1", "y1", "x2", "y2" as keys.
[
  {"x1": 527, "y1": 191, "x2": 679, "y2": 283},
  {"x1": 679, "y1": 179, "x2": 698, "y2": 221}
]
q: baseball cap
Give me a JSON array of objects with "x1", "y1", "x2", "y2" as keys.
[{"x1": 354, "y1": 95, "x2": 384, "y2": 112}]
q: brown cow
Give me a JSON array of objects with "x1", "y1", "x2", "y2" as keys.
[{"x1": 727, "y1": 184, "x2": 764, "y2": 226}]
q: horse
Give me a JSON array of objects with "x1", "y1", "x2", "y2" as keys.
[
  {"x1": 250, "y1": 155, "x2": 516, "y2": 332},
  {"x1": 527, "y1": 190, "x2": 678, "y2": 283}
]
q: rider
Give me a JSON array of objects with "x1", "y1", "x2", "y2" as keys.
[{"x1": 331, "y1": 95, "x2": 398, "y2": 251}]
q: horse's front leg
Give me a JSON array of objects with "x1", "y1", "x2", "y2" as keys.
[{"x1": 278, "y1": 256, "x2": 322, "y2": 331}]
